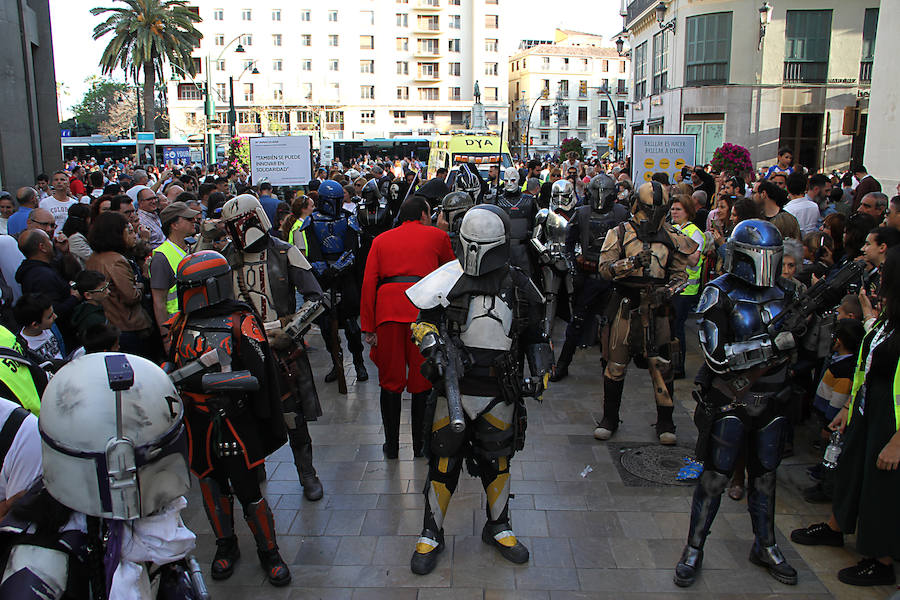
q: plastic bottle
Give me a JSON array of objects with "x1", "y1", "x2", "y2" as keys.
[{"x1": 822, "y1": 430, "x2": 843, "y2": 469}]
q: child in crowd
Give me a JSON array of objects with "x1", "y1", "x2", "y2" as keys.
[
  {"x1": 13, "y1": 293, "x2": 63, "y2": 364},
  {"x1": 70, "y1": 270, "x2": 110, "y2": 343},
  {"x1": 82, "y1": 322, "x2": 120, "y2": 354}
]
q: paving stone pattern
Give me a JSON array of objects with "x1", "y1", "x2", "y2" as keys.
[{"x1": 181, "y1": 323, "x2": 898, "y2": 599}]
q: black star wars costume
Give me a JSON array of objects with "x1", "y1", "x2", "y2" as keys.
[
  {"x1": 596, "y1": 181, "x2": 697, "y2": 444},
  {"x1": 552, "y1": 174, "x2": 629, "y2": 381},
  {"x1": 405, "y1": 204, "x2": 552, "y2": 576},
  {"x1": 440, "y1": 165, "x2": 482, "y2": 257},
  {"x1": 675, "y1": 219, "x2": 798, "y2": 587},
  {"x1": 356, "y1": 178, "x2": 393, "y2": 266},
  {"x1": 221, "y1": 195, "x2": 326, "y2": 501},
  {"x1": 167, "y1": 250, "x2": 292, "y2": 586},
  {"x1": 491, "y1": 167, "x2": 537, "y2": 276}
]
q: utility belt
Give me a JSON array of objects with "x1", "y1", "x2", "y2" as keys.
[
  {"x1": 377, "y1": 275, "x2": 421, "y2": 290},
  {"x1": 184, "y1": 391, "x2": 247, "y2": 419}
]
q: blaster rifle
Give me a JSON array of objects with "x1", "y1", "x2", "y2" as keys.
[
  {"x1": 329, "y1": 285, "x2": 348, "y2": 395},
  {"x1": 438, "y1": 323, "x2": 465, "y2": 433},
  {"x1": 636, "y1": 276, "x2": 688, "y2": 408}
]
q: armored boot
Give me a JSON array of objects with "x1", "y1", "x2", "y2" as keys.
[
  {"x1": 353, "y1": 353, "x2": 369, "y2": 381},
  {"x1": 674, "y1": 469, "x2": 729, "y2": 587},
  {"x1": 594, "y1": 377, "x2": 623, "y2": 440},
  {"x1": 412, "y1": 455, "x2": 460, "y2": 575},
  {"x1": 410, "y1": 391, "x2": 429, "y2": 458},
  {"x1": 199, "y1": 478, "x2": 240, "y2": 580},
  {"x1": 289, "y1": 426, "x2": 324, "y2": 501},
  {"x1": 747, "y1": 471, "x2": 797, "y2": 585},
  {"x1": 656, "y1": 404, "x2": 677, "y2": 446},
  {"x1": 347, "y1": 319, "x2": 368, "y2": 381},
  {"x1": 549, "y1": 340, "x2": 576, "y2": 382},
  {"x1": 244, "y1": 499, "x2": 291, "y2": 587},
  {"x1": 380, "y1": 388, "x2": 402, "y2": 459}
]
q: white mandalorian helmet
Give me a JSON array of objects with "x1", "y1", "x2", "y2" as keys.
[
  {"x1": 550, "y1": 179, "x2": 577, "y2": 212},
  {"x1": 221, "y1": 194, "x2": 272, "y2": 252},
  {"x1": 40, "y1": 353, "x2": 190, "y2": 520},
  {"x1": 503, "y1": 167, "x2": 520, "y2": 193},
  {"x1": 458, "y1": 204, "x2": 510, "y2": 276}
]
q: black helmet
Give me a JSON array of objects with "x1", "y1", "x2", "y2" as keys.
[
  {"x1": 360, "y1": 178, "x2": 381, "y2": 208},
  {"x1": 588, "y1": 173, "x2": 616, "y2": 212},
  {"x1": 441, "y1": 191, "x2": 475, "y2": 232}
]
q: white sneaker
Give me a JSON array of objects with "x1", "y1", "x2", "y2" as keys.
[
  {"x1": 659, "y1": 432, "x2": 677, "y2": 445},
  {"x1": 594, "y1": 426, "x2": 615, "y2": 440}
]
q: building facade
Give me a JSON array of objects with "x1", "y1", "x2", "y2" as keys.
[
  {"x1": 507, "y1": 30, "x2": 629, "y2": 158},
  {"x1": 0, "y1": 0, "x2": 60, "y2": 190},
  {"x1": 622, "y1": 0, "x2": 878, "y2": 172},
  {"x1": 862, "y1": 4, "x2": 896, "y2": 191},
  {"x1": 166, "y1": 0, "x2": 508, "y2": 148}
]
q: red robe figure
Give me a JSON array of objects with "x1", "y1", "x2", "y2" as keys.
[{"x1": 361, "y1": 196, "x2": 456, "y2": 458}]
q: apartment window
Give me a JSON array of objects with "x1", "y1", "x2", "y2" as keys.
[
  {"x1": 418, "y1": 38, "x2": 439, "y2": 54},
  {"x1": 860, "y1": 8, "x2": 878, "y2": 83},
  {"x1": 539, "y1": 106, "x2": 550, "y2": 126},
  {"x1": 328, "y1": 10, "x2": 338, "y2": 22},
  {"x1": 562, "y1": 58, "x2": 570, "y2": 71},
  {"x1": 449, "y1": 15, "x2": 460, "y2": 29},
  {"x1": 328, "y1": 34, "x2": 339, "y2": 47},
  {"x1": 215, "y1": 34, "x2": 224, "y2": 46},
  {"x1": 243, "y1": 83, "x2": 254, "y2": 101},
  {"x1": 486, "y1": 111, "x2": 498, "y2": 125},
  {"x1": 683, "y1": 117, "x2": 725, "y2": 164},
  {"x1": 301, "y1": 83, "x2": 312, "y2": 100},
  {"x1": 397, "y1": 86, "x2": 409, "y2": 100},
  {"x1": 581, "y1": 58, "x2": 589, "y2": 70},
  {"x1": 422, "y1": 111, "x2": 435, "y2": 124},
  {"x1": 418, "y1": 87, "x2": 439, "y2": 101},
  {"x1": 784, "y1": 10, "x2": 832, "y2": 83},
  {"x1": 485, "y1": 87, "x2": 498, "y2": 101},
  {"x1": 273, "y1": 34, "x2": 282, "y2": 47},
  {"x1": 360, "y1": 60, "x2": 374, "y2": 74},
  {"x1": 177, "y1": 84, "x2": 202, "y2": 101},
  {"x1": 619, "y1": 61, "x2": 626, "y2": 73},
  {"x1": 449, "y1": 0, "x2": 460, "y2": 4},
  {"x1": 362, "y1": 11, "x2": 374, "y2": 25},
  {"x1": 485, "y1": 62, "x2": 498, "y2": 76},
  {"x1": 578, "y1": 80, "x2": 588, "y2": 98},
  {"x1": 325, "y1": 110, "x2": 343, "y2": 125},
  {"x1": 302, "y1": 34, "x2": 311, "y2": 46},
  {"x1": 329, "y1": 59, "x2": 339, "y2": 71},
  {"x1": 449, "y1": 87, "x2": 461, "y2": 101},
  {"x1": 685, "y1": 11, "x2": 732, "y2": 85},
  {"x1": 542, "y1": 56, "x2": 550, "y2": 70},
  {"x1": 396, "y1": 13, "x2": 408, "y2": 27},
  {"x1": 397, "y1": 0, "x2": 407, "y2": 3},
  {"x1": 215, "y1": 59, "x2": 225, "y2": 71},
  {"x1": 394, "y1": 110, "x2": 407, "y2": 124},
  {"x1": 215, "y1": 83, "x2": 226, "y2": 99},
  {"x1": 600, "y1": 100, "x2": 608, "y2": 118},
  {"x1": 422, "y1": 0, "x2": 439, "y2": 6},
  {"x1": 242, "y1": 60, "x2": 254, "y2": 71},
  {"x1": 297, "y1": 110, "x2": 313, "y2": 124},
  {"x1": 418, "y1": 62, "x2": 439, "y2": 78},
  {"x1": 617, "y1": 101, "x2": 625, "y2": 117},
  {"x1": 397, "y1": 37, "x2": 409, "y2": 51},
  {"x1": 237, "y1": 112, "x2": 261, "y2": 133},
  {"x1": 601, "y1": 78, "x2": 609, "y2": 91},
  {"x1": 599, "y1": 123, "x2": 607, "y2": 137},
  {"x1": 450, "y1": 111, "x2": 465, "y2": 125},
  {"x1": 273, "y1": 59, "x2": 283, "y2": 71},
  {"x1": 241, "y1": 34, "x2": 252, "y2": 46},
  {"x1": 273, "y1": 83, "x2": 283, "y2": 101},
  {"x1": 652, "y1": 30, "x2": 668, "y2": 94},
  {"x1": 418, "y1": 15, "x2": 439, "y2": 31},
  {"x1": 268, "y1": 111, "x2": 289, "y2": 131},
  {"x1": 485, "y1": 14, "x2": 498, "y2": 28},
  {"x1": 449, "y1": 62, "x2": 460, "y2": 76},
  {"x1": 486, "y1": 0, "x2": 498, "y2": 4},
  {"x1": 633, "y1": 42, "x2": 647, "y2": 98},
  {"x1": 558, "y1": 106, "x2": 568, "y2": 127},
  {"x1": 396, "y1": 61, "x2": 409, "y2": 75},
  {"x1": 360, "y1": 35, "x2": 374, "y2": 50},
  {"x1": 578, "y1": 106, "x2": 588, "y2": 127},
  {"x1": 618, "y1": 79, "x2": 627, "y2": 94},
  {"x1": 241, "y1": 8, "x2": 251, "y2": 20},
  {"x1": 271, "y1": 9, "x2": 280, "y2": 21},
  {"x1": 213, "y1": 8, "x2": 223, "y2": 20},
  {"x1": 360, "y1": 85, "x2": 374, "y2": 99},
  {"x1": 185, "y1": 112, "x2": 196, "y2": 126},
  {"x1": 360, "y1": 110, "x2": 375, "y2": 124},
  {"x1": 540, "y1": 132, "x2": 549, "y2": 142},
  {"x1": 301, "y1": 10, "x2": 310, "y2": 22},
  {"x1": 448, "y1": 39, "x2": 460, "y2": 52},
  {"x1": 485, "y1": 38, "x2": 498, "y2": 52},
  {"x1": 559, "y1": 80, "x2": 569, "y2": 97}
]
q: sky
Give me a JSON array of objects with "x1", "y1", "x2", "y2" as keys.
[{"x1": 50, "y1": 0, "x2": 624, "y2": 118}]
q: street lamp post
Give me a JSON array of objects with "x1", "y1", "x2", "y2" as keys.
[
  {"x1": 524, "y1": 89, "x2": 548, "y2": 159},
  {"x1": 600, "y1": 84, "x2": 619, "y2": 161}
]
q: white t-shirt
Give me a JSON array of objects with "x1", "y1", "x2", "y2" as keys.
[
  {"x1": 0, "y1": 398, "x2": 42, "y2": 501},
  {"x1": 39, "y1": 197, "x2": 77, "y2": 233},
  {"x1": 20, "y1": 329, "x2": 62, "y2": 362},
  {"x1": 784, "y1": 196, "x2": 821, "y2": 235}
]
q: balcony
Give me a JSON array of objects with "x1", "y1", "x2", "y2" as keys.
[
  {"x1": 859, "y1": 60, "x2": 873, "y2": 84},
  {"x1": 413, "y1": 49, "x2": 442, "y2": 59},
  {"x1": 625, "y1": 0, "x2": 656, "y2": 28},
  {"x1": 783, "y1": 61, "x2": 827, "y2": 84},
  {"x1": 413, "y1": 0, "x2": 441, "y2": 10},
  {"x1": 414, "y1": 73, "x2": 442, "y2": 82},
  {"x1": 414, "y1": 25, "x2": 442, "y2": 35}
]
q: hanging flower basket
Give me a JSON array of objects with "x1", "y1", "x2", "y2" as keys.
[{"x1": 710, "y1": 142, "x2": 753, "y2": 175}]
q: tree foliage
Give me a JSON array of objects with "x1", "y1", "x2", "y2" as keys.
[{"x1": 71, "y1": 77, "x2": 132, "y2": 134}]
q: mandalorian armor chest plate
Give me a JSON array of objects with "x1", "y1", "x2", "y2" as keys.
[{"x1": 459, "y1": 293, "x2": 514, "y2": 351}]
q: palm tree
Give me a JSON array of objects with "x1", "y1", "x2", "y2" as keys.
[{"x1": 92, "y1": 0, "x2": 202, "y2": 134}]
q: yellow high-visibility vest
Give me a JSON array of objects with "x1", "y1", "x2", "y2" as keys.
[{"x1": 152, "y1": 239, "x2": 187, "y2": 316}]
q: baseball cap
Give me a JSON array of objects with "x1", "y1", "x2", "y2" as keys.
[{"x1": 159, "y1": 201, "x2": 200, "y2": 226}]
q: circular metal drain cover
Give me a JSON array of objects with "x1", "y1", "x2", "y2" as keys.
[{"x1": 619, "y1": 444, "x2": 695, "y2": 486}]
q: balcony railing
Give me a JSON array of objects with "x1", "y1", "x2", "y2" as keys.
[
  {"x1": 626, "y1": 0, "x2": 655, "y2": 27},
  {"x1": 859, "y1": 60, "x2": 873, "y2": 84},
  {"x1": 783, "y1": 61, "x2": 827, "y2": 84}
]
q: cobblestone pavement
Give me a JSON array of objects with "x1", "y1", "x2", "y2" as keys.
[{"x1": 182, "y1": 323, "x2": 898, "y2": 599}]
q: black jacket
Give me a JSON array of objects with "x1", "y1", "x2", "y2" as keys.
[{"x1": 14, "y1": 259, "x2": 79, "y2": 320}]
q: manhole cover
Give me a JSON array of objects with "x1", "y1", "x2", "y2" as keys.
[{"x1": 609, "y1": 442, "x2": 696, "y2": 487}]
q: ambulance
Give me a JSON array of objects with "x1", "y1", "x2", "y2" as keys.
[{"x1": 426, "y1": 132, "x2": 513, "y2": 180}]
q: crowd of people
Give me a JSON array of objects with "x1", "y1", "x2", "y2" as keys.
[{"x1": 0, "y1": 143, "x2": 896, "y2": 596}]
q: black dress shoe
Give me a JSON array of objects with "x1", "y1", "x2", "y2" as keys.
[
  {"x1": 790, "y1": 522, "x2": 843, "y2": 547},
  {"x1": 549, "y1": 364, "x2": 568, "y2": 382},
  {"x1": 410, "y1": 529, "x2": 444, "y2": 575},
  {"x1": 355, "y1": 362, "x2": 369, "y2": 381},
  {"x1": 481, "y1": 522, "x2": 529, "y2": 564},
  {"x1": 382, "y1": 442, "x2": 399, "y2": 459},
  {"x1": 301, "y1": 476, "x2": 324, "y2": 501},
  {"x1": 674, "y1": 545, "x2": 703, "y2": 587},
  {"x1": 837, "y1": 558, "x2": 897, "y2": 587},
  {"x1": 749, "y1": 544, "x2": 798, "y2": 585},
  {"x1": 211, "y1": 536, "x2": 240, "y2": 580},
  {"x1": 324, "y1": 366, "x2": 339, "y2": 383}
]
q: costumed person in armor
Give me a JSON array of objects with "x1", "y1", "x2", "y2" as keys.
[
  {"x1": 303, "y1": 180, "x2": 369, "y2": 384},
  {"x1": 595, "y1": 181, "x2": 698, "y2": 444},
  {"x1": 356, "y1": 178, "x2": 393, "y2": 267},
  {"x1": 0, "y1": 352, "x2": 200, "y2": 598},
  {"x1": 674, "y1": 219, "x2": 798, "y2": 587},
  {"x1": 167, "y1": 250, "x2": 293, "y2": 586},
  {"x1": 530, "y1": 178, "x2": 578, "y2": 341},
  {"x1": 491, "y1": 167, "x2": 537, "y2": 276},
  {"x1": 552, "y1": 173, "x2": 629, "y2": 381},
  {"x1": 436, "y1": 165, "x2": 482, "y2": 257},
  {"x1": 220, "y1": 195, "x2": 327, "y2": 502},
  {"x1": 405, "y1": 204, "x2": 552, "y2": 575}
]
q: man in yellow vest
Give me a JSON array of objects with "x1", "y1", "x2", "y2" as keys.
[
  {"x1": 150, "y1": 201, "x2": 199, "y2": 351},
  {"x1": 0, "y1": 324, "x2": 46, "y2": 415}
]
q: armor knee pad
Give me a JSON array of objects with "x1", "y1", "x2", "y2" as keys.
[
  {"x1": 604, "y1": 361, "x2": 627, "y2": 381},
  {"x1": 749, "y1": 469, "x2": 777, "y2": 495},
  {"x1": 699, "y1": 469, "x2": 730, "y2": 496},
  {"x1": 473, "y1": 403, "x2": 516, "y2": 460},
  {"x1": 708, "y1": 416, "x2": 745, "y2": 473},
  {"x1": 754, "y1": 417, "x2": 787, "y2": 471},
  {"x1": 652, "y1": 356, "x2": 673, "y2": 383}
]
